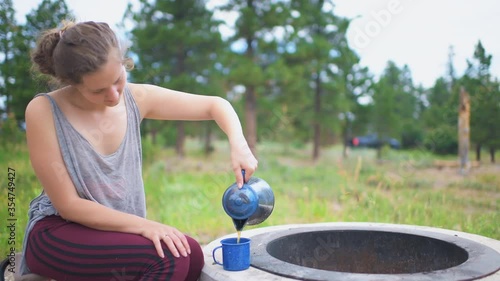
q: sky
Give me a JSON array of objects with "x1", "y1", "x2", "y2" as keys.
[{"x1": 12, "y1": 0, "x2": 500, "y2": 89}]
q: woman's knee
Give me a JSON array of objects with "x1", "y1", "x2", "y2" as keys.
[
  {"x1": 185, "y1": 236, "x2": 204, "y2": 280},
  {"x1": 152, "y1": 237, "x2": 203, "y2": 281}
]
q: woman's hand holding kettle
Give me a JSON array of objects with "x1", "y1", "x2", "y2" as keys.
[{"x1": 229, "y1": 136, "x2": 258, "y2": 188}]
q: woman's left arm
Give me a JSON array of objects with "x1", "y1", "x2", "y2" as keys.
[{"x1": 129, "y1": 83, "x2": 258, "y2": 186}]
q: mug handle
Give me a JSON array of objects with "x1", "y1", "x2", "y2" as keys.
[
  {"x1": 212, "y1": 246, "x2": 223, "y2": 266},
  {"x1": 242, "y1": 169, "x2": 246, "y2": 183}
]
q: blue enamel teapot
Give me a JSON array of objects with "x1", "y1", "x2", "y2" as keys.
[{"x1": 222, "y1": 170, "x2": 274, "y2": 230}]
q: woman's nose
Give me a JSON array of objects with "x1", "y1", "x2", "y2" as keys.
[{"x1": 106, "y1": 86, "x2": 120, "y2": 100}]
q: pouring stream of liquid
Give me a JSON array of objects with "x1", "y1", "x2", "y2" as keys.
[{"x1": 233, "y1": 218, "x2": 247, "y2": 243}]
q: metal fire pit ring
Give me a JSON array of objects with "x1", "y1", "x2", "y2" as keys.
[{"x1": 250, "y1": 224, "x2": 500, "y2": 281}]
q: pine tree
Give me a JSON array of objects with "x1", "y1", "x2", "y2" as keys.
[{"x1": 125, "y1": 0, "x2": 224, "y2": 157}]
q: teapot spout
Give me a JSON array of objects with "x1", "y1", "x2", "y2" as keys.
[{"x1": 232, "y1": 218, "x2": 248, "y2": 231}]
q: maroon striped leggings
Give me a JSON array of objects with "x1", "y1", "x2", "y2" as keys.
[{"x1": 25, "y1": 215, "x2": 204, "y2": 281}]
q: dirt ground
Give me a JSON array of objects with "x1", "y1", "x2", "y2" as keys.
[{"x1": 416, "y1": 162, "x2": 500, "y2": 189}]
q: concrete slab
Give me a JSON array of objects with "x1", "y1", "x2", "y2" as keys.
[{"x1": 200, "y1": 222, "x2": 500, "y2": 281}]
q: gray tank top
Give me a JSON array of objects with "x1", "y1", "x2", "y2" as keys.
[{"x1": 20, "y1": 85, "x2": 146, "y2": 274}]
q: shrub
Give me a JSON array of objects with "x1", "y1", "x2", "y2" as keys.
[{"x1": 423, "y1": 125, "x2": 458, "y2": 155}]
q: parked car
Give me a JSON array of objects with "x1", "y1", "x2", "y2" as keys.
[{"x1": 347, "y1": 134, "x2": 401, "y2": 149}]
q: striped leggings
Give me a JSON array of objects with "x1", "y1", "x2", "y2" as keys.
[{"x1": 25, "y1": 215, "x2": 204, "y2": 281}]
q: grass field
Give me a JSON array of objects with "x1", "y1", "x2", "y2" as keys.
[{"x1": 1, "y1": 138, "x2": 499, "y2": 258}]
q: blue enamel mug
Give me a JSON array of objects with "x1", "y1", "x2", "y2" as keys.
[{"x1": 212, "y1": 237, "x2": 251, "y2": 271}]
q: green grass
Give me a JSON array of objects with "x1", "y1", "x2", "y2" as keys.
[{"x1": 1, "y1": 139, "x2": 499, "y2": 258}]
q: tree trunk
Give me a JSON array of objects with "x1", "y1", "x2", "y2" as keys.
[
  {"x1": 2, "y1": 37, "x2": 12, "y2": 115},
  {"x1": 151, "y1": 128, "x2": 158, "y2": 145},
  {"x1": 244, "y1": 3, "x2": 258, "y2": 157},
  {"x1": 174, "y1": 44, "x2": 186, "y2": 158},
  {"x1": 342, "y1": 142, "x2": 349, "y2": 159},
  {"x1": 204, "y1": 123, "x2": 213, "y2": 156},
  {"x1": 312, "y1": 73, "x2": 321, "y2": 161},
  {"x1": 143, "y1": 120, "x2": 158, "y2": 144},
  {"x1": 245, "y1": 85, "x2": 257, "y2": 156},
  {"x1": 490, "y1": 147, "x2": 495, "y2": 163},
  {"x1": 342, "y1": 117, "x2": 352, "y2": 159},
  {"x1": 458, "y1": 86, "x2": 470, "y2": 174},
  {"x1": 476, "y1": 144, "x2": 481, "y2": 161},
  {"x1": 176, "y1": 121, "x2": 185, "y2": 158}
]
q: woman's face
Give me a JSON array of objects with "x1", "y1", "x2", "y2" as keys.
[{"x1": 76, "y1": 52, "x2": 127, "y2": 107}]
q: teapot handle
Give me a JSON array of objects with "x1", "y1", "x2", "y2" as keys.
[{"x1": 241, "y1": 169, "x2": 246, "y2": 183}]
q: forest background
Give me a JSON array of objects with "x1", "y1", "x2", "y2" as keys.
[{"x1": 2, "y1": 0, "x2": 499, "y2": 160}]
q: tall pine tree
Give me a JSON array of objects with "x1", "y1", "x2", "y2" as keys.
[{"x1": 125, "y1": 0, "x2": 224, "y2": 157}]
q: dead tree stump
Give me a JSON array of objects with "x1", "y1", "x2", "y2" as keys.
[{"x1": 458, "y1": 86, "x2": 470, "y2": 175}]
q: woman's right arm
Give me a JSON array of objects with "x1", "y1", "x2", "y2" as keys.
[{"x1": 25, "y1": 96, "x2": 189, "y2": 258}]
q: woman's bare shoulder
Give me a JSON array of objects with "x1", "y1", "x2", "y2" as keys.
[
  {"x1": 25, "y1": 93, "x2": 51, "y2": 116},
  {"x1": 126, "y1": 83, "x2": 156, "y2": 117},
  {"x1": 127, "y1": 82, "x2": 154, "y2": 97},
  {"x1": 26, "y1": 88, "x2": 67, "y2": 111}
]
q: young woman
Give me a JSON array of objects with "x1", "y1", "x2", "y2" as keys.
[{"x1": 20, "y1": 20, "x2": 258, "y2": 281}]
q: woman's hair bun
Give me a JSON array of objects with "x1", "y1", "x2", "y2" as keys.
[{"x1": 31, "y1": 30, "x2": 61, "y2": 76}]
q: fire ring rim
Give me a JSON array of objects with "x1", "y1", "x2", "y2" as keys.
[{"x1": 250, "y1": 225, "x2": 500, "y2": 281}]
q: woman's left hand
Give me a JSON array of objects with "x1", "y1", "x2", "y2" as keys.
[{"x1": 230, "y1": 137, "x2": 258, "y2": 188}]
